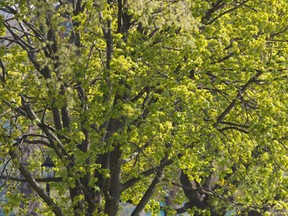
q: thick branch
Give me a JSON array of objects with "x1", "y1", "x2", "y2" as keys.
[
  {"x1": 52, "y1": 107, "x2": 62, "y2": 131},
  {"x1": 131, "y1": 143, "x2": 171, "y2": 216},
  {"x1": 131, "y1": 168, "x2": 164, "y2": 216},
  {"x1": 9, "y1": 148, "x2": 64, "y2": 216},
  {"x1": 0, "y1": 59, "x2": 6, "y2": 84},
  {"x1": 23, "y1": 139, "x2": 51, "y2": 147},
  {"x1": 202, "y1": 0, "x2": 226, "y2": 24},
  {"x1": 38, "y1": 122, "x2": 69, "y2": 160}
]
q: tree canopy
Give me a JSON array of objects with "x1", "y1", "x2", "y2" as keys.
[{"x1": 0, "y1": 0, "x2": 287, "y2": 215}]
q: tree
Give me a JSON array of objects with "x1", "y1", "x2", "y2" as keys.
[{"x1": 0, "y1": 0, "x2": 287, "y2": 215}]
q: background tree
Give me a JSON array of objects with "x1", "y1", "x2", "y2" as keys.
[{"x1": 0, "y1": 0, "x2": 287, "y2": 215}]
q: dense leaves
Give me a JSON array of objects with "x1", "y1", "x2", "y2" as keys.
[{"x1": 0, "y1": 0, "x2": 287, "y2": 215}]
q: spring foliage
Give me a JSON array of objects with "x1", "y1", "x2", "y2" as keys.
[{"x1": 0, "y1": 0, "x2": 287, "y2": 215}]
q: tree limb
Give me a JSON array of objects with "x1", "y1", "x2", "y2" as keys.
[
  {"x1": 206, "y1": 0, "x2": 250, "y2": 25},
  {"x1": 215, "y1": 70, "x2": 262, "y2": 126},
  {"x1": 0, "y1": 175, "x2": 63, "y2": 183},
  {"x1": 131, "y1": 150, "x2": 168, "y2": 216},
  {"x1": 9, "y1": 147, "x2": 64, "y2": 216},
  {"x1": 122, "y1": 153, "x2": 183, "y2": 191},
  {"x1": 121, "y1": 134, "x2": 156, "y2": 164}
]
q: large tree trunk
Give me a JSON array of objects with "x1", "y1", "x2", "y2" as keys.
[{"x1": 104, "y1": 147, "x2": 122, "y2": 216}]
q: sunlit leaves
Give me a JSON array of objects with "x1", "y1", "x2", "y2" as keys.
[{"x1": 0, "y1": 0, "x2": 288, "y2": 215}]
